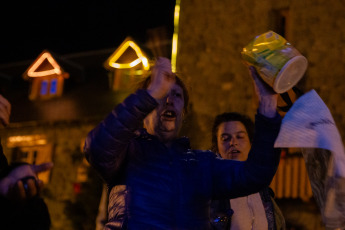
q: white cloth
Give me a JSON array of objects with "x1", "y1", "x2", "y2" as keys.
[
  {"x1": 230, "y1": 193, "x2": 268, "y2": 230},
  {"x1": 274, "y1": 89, "x2": 345, "y2": 229}
]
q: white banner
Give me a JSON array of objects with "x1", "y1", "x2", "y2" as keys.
[{"x1": 274, "y1": 89, "x2": 345, "y2": 229}]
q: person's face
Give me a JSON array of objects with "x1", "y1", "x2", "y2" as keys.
[
  {"x1": 216, "y1": 121, "x2": 251, "y2": 161},
  {"x1": 144, "y1": 83, "x2": 185, "y2": 143}
]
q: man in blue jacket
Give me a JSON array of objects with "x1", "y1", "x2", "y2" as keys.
[{"x1": 84, "y1": 57, "x2": 282, "y2": 229}]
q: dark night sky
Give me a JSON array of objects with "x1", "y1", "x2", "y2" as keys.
[{"x1": 0, "y1": 0, "x2": 176, "y2": 65}]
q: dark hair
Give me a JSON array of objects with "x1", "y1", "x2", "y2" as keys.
[
  {"x1": 211, "y1": 112, "x2": 254, "y2": 153},
  {"x1": 137, "y1": 75, "x2": 189, "y2": 113}
]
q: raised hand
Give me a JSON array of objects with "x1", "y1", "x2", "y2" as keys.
[
  {"x1": 248, "y1": 66, "x2": 278, "y2": 118},
  {"x1": 147, "y1": 57, "x2": 175, "y2": 100}
]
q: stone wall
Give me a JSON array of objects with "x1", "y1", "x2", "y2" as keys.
[
  {"x1": 177, "y1": 0, "x2": 345, "y2": 150},
  {"x1": 177, "y1": 1, "x2": 345, "y2": 229}
]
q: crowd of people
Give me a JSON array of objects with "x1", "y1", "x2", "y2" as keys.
[
  {"x1": 84, "y1": 57, "x2": 283, "y2": 229},
  {"x1": 1, "y1": 55, "x2": 304, "y2": 229}
]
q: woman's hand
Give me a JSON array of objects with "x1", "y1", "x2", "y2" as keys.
[{"x1": 249, "y1": 66, "x2": 278, "y2": 118}]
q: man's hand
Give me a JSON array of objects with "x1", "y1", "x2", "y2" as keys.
[
  {"x1": 0, "y1": 94, "x2": 11, "y2": 127},
  {"x1": 0, "y1": 162, "x2": 54, "y2": 200},
  {"x1": 249, "y1": 66, "x2": 278, "y2": 118},
  {"x1": 147, "y1": 57, "x2": 175, "y2": 100}
]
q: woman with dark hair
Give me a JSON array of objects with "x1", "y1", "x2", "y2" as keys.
[
  {"x1": 210, "y1": 112, "x2": 286, "y2": 230},
  {"x1": 211, "y1": 112, "x2": 254, "y2": 155}
]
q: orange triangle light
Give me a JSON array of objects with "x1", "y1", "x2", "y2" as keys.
[{"x1": 26, "y1": 51, "x2": 62, "y2": 77}]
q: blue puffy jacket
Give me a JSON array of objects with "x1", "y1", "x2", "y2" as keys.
[{"x1": 84, "y1": 89, "x2": 281, "y2": 230}]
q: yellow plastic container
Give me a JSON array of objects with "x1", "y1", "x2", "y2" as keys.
[{"x1": 241, "y1": 31, "x2": 308, "y2": 93}]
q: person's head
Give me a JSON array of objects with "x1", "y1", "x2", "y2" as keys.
[
  {"x1": 139, "y1": 75, "x2": 189, "y2": 143},
  {"x1": 211, "y1": 112, "x2": 254, "y2": 161}
]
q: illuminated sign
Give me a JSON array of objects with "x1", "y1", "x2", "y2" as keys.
[
  {"x1": 7, "y1": 135, "x2": 47, "y2": 147},
  {"x1": 22, "y1": 50, "x2": 69, "y2": 100},
  {"x1": 25, "y1": 51, "x2": 63, "y2": 77},
  {"x1": 105, "y1": 37, "x2": 150, "y2": 71}
]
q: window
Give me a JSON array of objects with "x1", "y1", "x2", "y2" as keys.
[
  {"x1": 40, "y1": 80, "x2": 48, "y2": 95},
  {"x1": 50, "y1": 78, "x2": 57, "y2": 94},
  {"x1": 7, "y1": 135, "x2": 53, "y2": 184}
]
